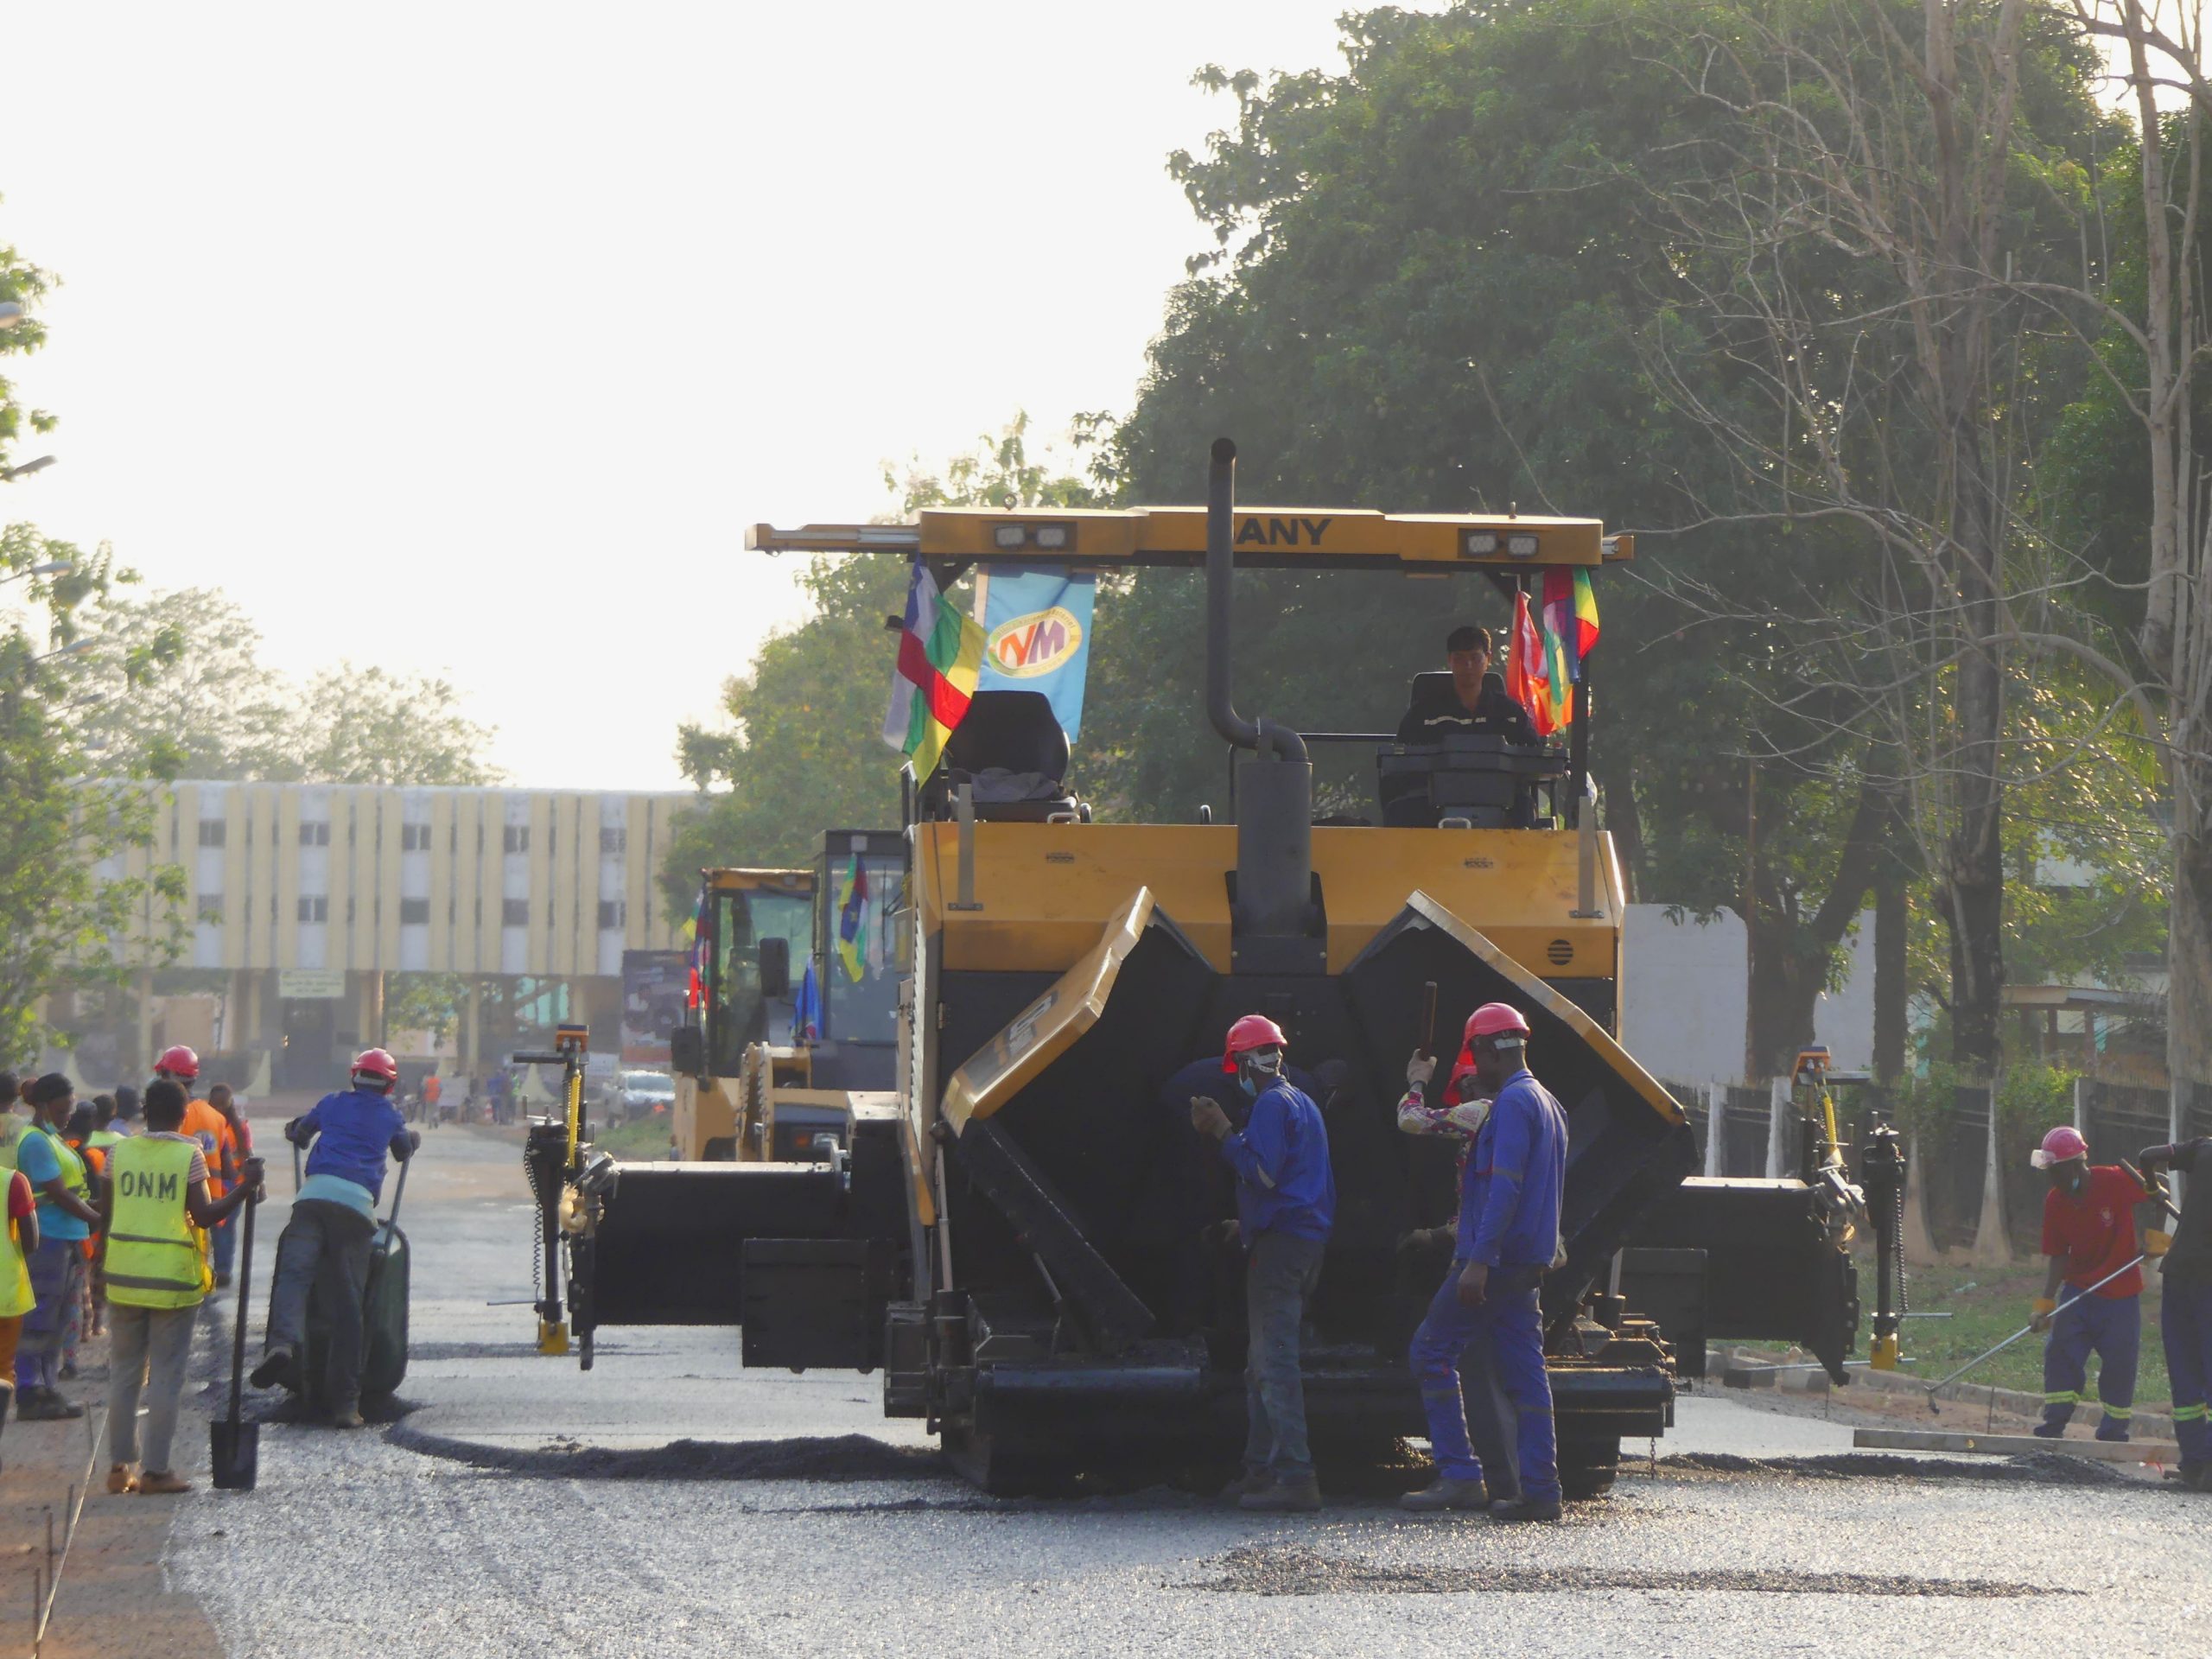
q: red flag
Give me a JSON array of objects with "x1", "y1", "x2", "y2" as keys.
[{"x1": 1506, "y1": 589, "x2": 1562, "y2": 737}]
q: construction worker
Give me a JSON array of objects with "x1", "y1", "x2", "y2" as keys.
[
  {"x1": 100, "y1": 1079, "x2": 264, "y2": 1496},
  {"x1": 1401, "y1": 1002, "x2": 1567, "y2": 1521},
  {"x1": 2030, "y1": 1125, "x2": 2148, "y2": 1442},
  {"x1": 158, "y1": 1048, "x2": 240, "y2": 1287},
  {"x1": 86, "y1": 1095, "x2": 126, "y2": 1154},
  {"x1": 0, "y1": 1071, "x2": 28, "y2": 1172},
  {"x1": 1395, "y1": 624, "x2": 1538, "y2": 746},
  {"x1": 205, "y1": 1083, "x2": 251, "y2": 1287},
  {"x1": 252, "y1": 1048, "x2": 416, "y2": 1427},
  {"x1": 2136, "y1": 1137, "x2": 2209, "y2": 1490},
  {"x1": 1190, "y1": 1014, "x2": 1335, "y2": 1513},
  {"x1": 14, "y1": 1076, "x2": 101, "y2": 1420},
  {"x1": 0, "y1": 1152, "x2": 38, "y2": 1468}
]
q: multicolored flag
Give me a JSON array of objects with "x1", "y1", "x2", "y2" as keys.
[
  {"x1": 1539, "y1": 567, "x2": 1600, "y2": 692},
  {"x1": 790, "y1": 961, "x2": 822, "y2": 1043},
  {"x1": 835, "y1": 854, "x2": 870, "y2": 983},
  {"x1": 975, "y1": 564, "x2": 1096, "y2": 740},
  {"x1": 684, "y1": 891, "x2": 709, "y2": 1012},
  {"x1": 1505, "y1": 588, "x2": 1564, "y2": 737},
  {"x1": 883, "y1": 557, "x2": 985, "y2": 780}
]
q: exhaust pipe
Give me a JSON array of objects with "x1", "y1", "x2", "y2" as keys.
[{"x1": 1205, "y1": 438, "x2": 1319, "y2": 969}]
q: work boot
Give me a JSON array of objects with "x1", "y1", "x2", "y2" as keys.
[
  {"x1": 1487, "y1": 1495, "x2": 1564, "y2": 1523},
  {"x1": 248, "y1": 1348, "x2": 294, "y2": 1390},
  {"x1": 18, "y1": 1389, "x2": 83, "y2": 1421},
  {"x1": 1239, "y1": 1475, "x2": 1323, "y2": 1513},
  {"x1": 330, "y1": 1405, "x2": 367, "y2": 1429},
  {"x1": 214, "y1": 1273, "x2": 232, "y2": 1290},
  {"x1": 2031, "y1": 1418, "x2": 2068, "y2": 1440},
  {"x1": 135, "y1": 1471, "x2": 191, "y2": 1496},
  {"x1": 1398, "y1": 1477, "x2": 1490, "y2": 1513},
  {"x1": 2094, "y1": 1420, "x2": 2132, "y2": 1444},
  {"x1": 1217, "y1": 1466, "x2": 1271, "y2": 1503},
  {"x1": 105, "y1": 1464, "x2": 138, "y2": 1495}
]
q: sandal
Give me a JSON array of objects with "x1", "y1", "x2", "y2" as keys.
[{"x1": 105, "y1": 1464, "x2": 138, "y2": 1495}]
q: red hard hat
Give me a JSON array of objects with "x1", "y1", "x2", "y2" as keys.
[
  {"x1": 155, "y1": 1045, "x2": 200, "y2": 1081},
  {"x1": 1465, "y1": 1003, "x2": 1532, "y2": 1041},
  {"x1": 2031, "y1": 1124, "x2": 2088, "y2": 1169},
  {"x1": 351, "y1": 1047, "x2": 400, "y2": 1084},
  {"x1": 1222, "y1": 1014, "x2": 1289, "y2": 1075}
]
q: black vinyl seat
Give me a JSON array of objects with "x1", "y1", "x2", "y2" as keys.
[{"x1": 918, "y1": 690, "x2": 1084, "y2": 823}]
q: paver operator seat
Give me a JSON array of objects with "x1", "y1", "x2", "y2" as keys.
[
  {"x1": 918, "y1": 689, "x2": 1090, "y2": 823},
  {"x1": 1379, "y1": 671, "x2": 1566, "y2": 828}
]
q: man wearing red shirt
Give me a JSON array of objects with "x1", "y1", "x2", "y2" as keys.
[{"x1": 2031, "y1": 1125, "x2": 2147, "y2": 1442}]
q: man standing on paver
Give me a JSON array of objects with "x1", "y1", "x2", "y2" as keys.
[
  {"x1": 1191, "y1": 1014, "x2": 1336, "y2": 1514},
  {"x1": 2030, "y1": 1125, "x2": 2148, "y2": 1442},
  {"x1": 2136, "y1": 1137, "x2": 2210, "y2": 1490},
  {"x1": 1401, "y1": 1003, "x2": 1567, "y2": 1522}
]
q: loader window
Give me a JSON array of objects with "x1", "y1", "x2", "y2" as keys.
[
  {"x1": 708, "y1": 887, "x2": 812, "y2": 1077},
  {"x1": 823, "y1": 853, "x2": 906, "y2": 1047}
]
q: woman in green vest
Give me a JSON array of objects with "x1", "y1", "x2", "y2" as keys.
[
  {"x1": 15, "y1": 1077, "x2": 100, "y2": 1421},
  {"x1": 100, "y1": 1080, "x2": 263, "y2": 1496},
  {"x1": 0, "y1": 1152, "x2": 40, "y2": 1471}
]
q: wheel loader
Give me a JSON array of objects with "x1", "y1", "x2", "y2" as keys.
[{"x1": 526, "y1": 438, "x2": 1893, "y2": 1492}]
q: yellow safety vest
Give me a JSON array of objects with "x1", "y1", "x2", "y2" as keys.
[
  {"x1": 0, "y1": 1180, "x2": 32, "y2": 1320},
  {"x1": 87, "y1": 1129, "x2": 123, "y2": 1154},
  {"x1": 22, "y1": 1127, "x2": 92, "y2": 1213},
  {"x1": 105, "y1": 1136, "x2": 210, "y2": 1310}
]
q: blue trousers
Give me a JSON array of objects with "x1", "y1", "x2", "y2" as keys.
[
  {"x1": 2162, "y1": 1276, "x2": 2212, "y2": 1465},
  {"x1": 17, "y1": 1238, "x2": 86, "y2": 1392},
  {"x1": 211, "y1": 1209, "x2": 237, "y2": 1278},
  {"x1": 1410, "y1": 1262, "x2": 1557, "y2": 1503},
  {"x1": 1242, "y1": 1230, "x2": 1325, "y2": 1481},
  {"x1": 2042, "y1": 1285, "x2": 2139, "y2": 1439}
]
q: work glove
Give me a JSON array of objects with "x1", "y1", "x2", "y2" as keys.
[
  {"x1": 1405, "y1": 1051, "x2": 1436, "y2": 1090},
  {"x1": 283, "y1": 1116, "x2": 310, "y2": 1148},
  {"x1": 2145, "y1": 1230, "x2": 2172, "y2": 1258},
  {"x1": 2031, "y1": 1296, "x2": 2057, "y2": 1334}
]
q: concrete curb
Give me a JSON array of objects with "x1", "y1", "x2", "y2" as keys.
[{"x1": 1712, "y1": 1345, "x2": 2177, "y2": 1441}]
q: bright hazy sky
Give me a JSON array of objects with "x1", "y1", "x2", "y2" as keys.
[{"x1": 2, "y1": 3, "x2": 1357, "y2": 790}]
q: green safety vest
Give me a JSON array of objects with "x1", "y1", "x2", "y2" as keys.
[
  {"x1": 0, "y1": 1184, "x2": 31, "y2": 1320},
  {"x1": 0, "y1": 1114, "x2": 28, "y2": 1174},
  {"x1": 22, "y1": 1126, "x2": 92, "y2": 1214},
  {"x1": 87, "y1": 1128, "x2": 123, "y2": 1154},
  {"x1": 104, "y1": 1136, "x2": 210, "y2": 1311}
]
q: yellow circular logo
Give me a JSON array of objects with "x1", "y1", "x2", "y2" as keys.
[{"x1": 985, "y1": 606, "x2": 1084, "y2": 679}]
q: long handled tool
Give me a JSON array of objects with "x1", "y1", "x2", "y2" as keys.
[
  {"x1": 1924, "y1": 1173, "x2": 2182, "y2": 1410},
  {"x1": 210, "y1": 1185, "x2": 261, "y2": 1490}
]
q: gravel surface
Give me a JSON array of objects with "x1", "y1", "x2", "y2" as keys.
[{"x1": 166, "y1": 1127, "x2": 2212, "y2": 1659}]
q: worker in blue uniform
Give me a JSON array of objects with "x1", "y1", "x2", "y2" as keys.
[
  {"x1": 2138, "y1": 1139, "x2": 2210, "y2": 1491},
  {"x1": 1401, "y1": 1001, "x2": 1567, "y2": 1521},
  {"x1": 1191, "y1": 1014, "x2": 1335, "y2": 1514}
]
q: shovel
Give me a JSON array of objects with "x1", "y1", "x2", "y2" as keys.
[{"x1": 210, "y1": 1179, "x2": 261, "y2": 1490}]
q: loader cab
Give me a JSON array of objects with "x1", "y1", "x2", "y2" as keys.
[
  {"x1": 807, "y1": 830, "x2": 906, "y2": 1092},
  {"x1": 700, "y1": 871, "x2": 816, "y2": 1079}
]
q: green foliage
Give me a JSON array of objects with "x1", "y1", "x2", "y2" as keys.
[
  {"x1": 0, "y1": 527, "x2": 186, "y2": 1061},
  {"x1": 0, "y1": 216, "x2": 58, "y2": 476}
]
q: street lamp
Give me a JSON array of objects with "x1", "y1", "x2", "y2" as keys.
[
  {"x1": 29, "y1": 639, "x2": 97, "y2": 667},
  {"x1": 0, "y1": 560, "x2": 74, "y2": 588},
  {"x1": 1, "y1": 456, "x2": 56, "y2": 481}
]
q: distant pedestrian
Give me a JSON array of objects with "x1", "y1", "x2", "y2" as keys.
[
  {"x1": 253, "y1": 1048, "x2": 416, "y2": 1426},
  {"x1": 61, "y1": 1104, "x2": 103, "y2": 1364},
  {"x1": 1401, "y1": 1003, "x2": 1567, "y2": 1522},
  {"x1": 101, "y1": 1079, "x2": 263, "y2": 1496},
  {"x1": 2030, "y1": 1125, "x2": 2146, "y2": 1442},
  {"x1": 87, "y1": 1095, "x2": 126, "y2": 1154},
  {"x1": 0, "y1": 1156, "x2": 38, "y2": 1469},
  {"x1": 15, "y1": 1076, "x2": 101, "y2": 1420},
  {"x1": 1190, "y1": 1014, "x2": 1335, "y2": 1514},
  {"x1": 111, "y1": 1086, "x2": 142, "y2": 1132}
]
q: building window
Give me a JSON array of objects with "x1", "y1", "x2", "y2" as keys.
[
  {"x1": 197, "y1": 821, "x2": 226, "y2": 848},
  {"x1": 504, "y1": 826, "x2": 530, "y2": 855},
  {"x1": 601, "y1": 827, "x2": 627, "y2": 855},
  {"x1": 502, "y1": 899, "x2": 531, "y2": 926},
  {"x1": 402, "y1": 823, "x2": 432, "y2": 852},
  {"x1": 299, "y1": 820, "x2": 330, "y2": 847},
  {"x1": 298, "y1": 896, "x2": 328, "y2": 923},
  {"x1": 597, "y1": 899, "x2": 626, "y2": 929},
  {"x1": 400, "y1": 898, "x2": 430, "y2": 925},
  {"x1": 197, "y1": 894, "x2": 225, "y2": 922}
]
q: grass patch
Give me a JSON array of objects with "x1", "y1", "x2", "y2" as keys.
[
  {"x1": 1888, "y1": 1257, "x2": 2171, "y2": 1406},
  {"x1": 591, "y1": 1113, "x2": 679, "y2": 1160}
]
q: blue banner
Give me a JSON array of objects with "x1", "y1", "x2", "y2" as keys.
[{"x1": 975, "y1": 564, "x2": 1096, "y2": 741}]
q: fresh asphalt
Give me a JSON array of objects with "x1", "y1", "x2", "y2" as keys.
[{"x1": 158, "y1": 1122, "x2": 2211, "y2": 1658}]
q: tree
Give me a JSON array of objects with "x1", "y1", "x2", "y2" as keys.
[
  {"x1": 0, "y1": 216, "x2": 56, "y2": 477},
  {"x1": 275, "y1": 664, "x2": 497, "y2": 785},
  {"x1": 0, "y1": 527, "x2": 186, "y2": 1059},
  {"x1": 661, "y1": 416, "x2": 1103, "y2": 920}
]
